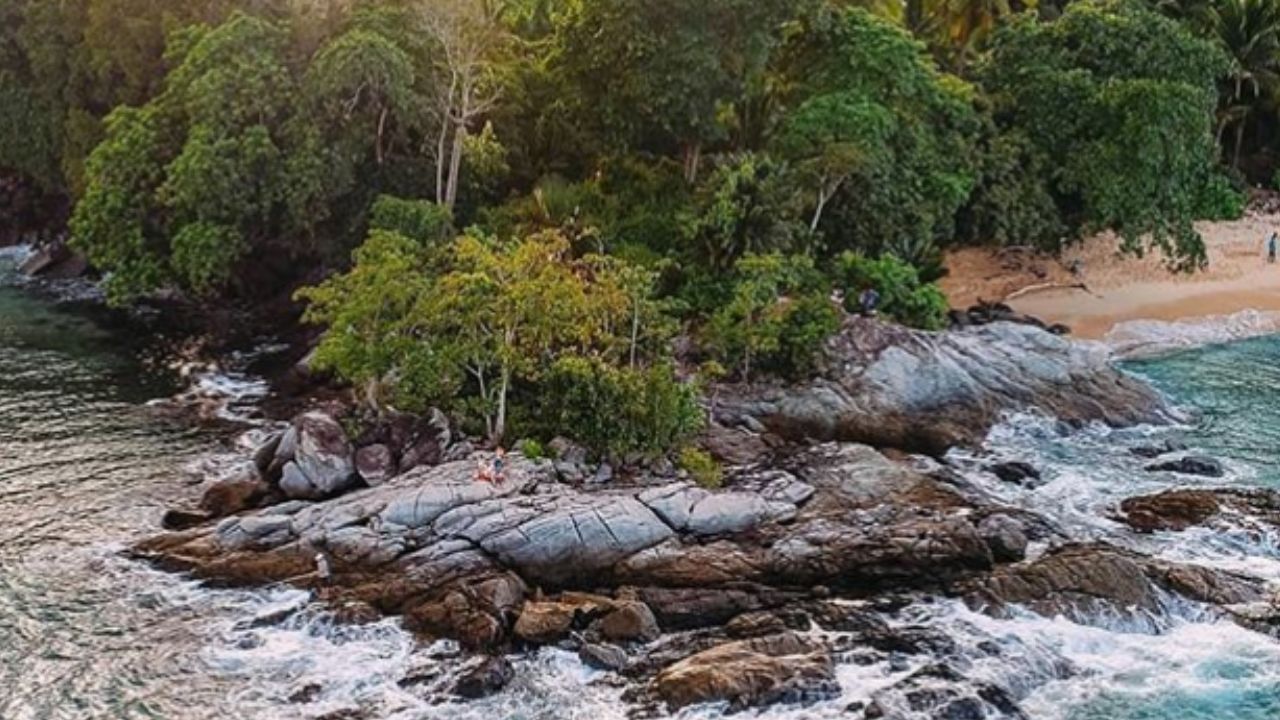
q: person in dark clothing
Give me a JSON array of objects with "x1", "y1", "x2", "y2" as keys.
[
  {"x1": 859, "y1": 286, "x2": 881, "y2": 316},
  {"x1": 1269, "y1": 232, "x2": 1277, "y2": 263}
]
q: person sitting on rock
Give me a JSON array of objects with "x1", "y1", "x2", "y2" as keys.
[
  {"x1": 475, "y1": 456, "x2": 495, "y2": 483},
  {"x1": 859, "y1": 286, "x2": 880, "y2": 316},
  {"x1": 492, "y1": 447, "x2": 507, "y2": 482}
]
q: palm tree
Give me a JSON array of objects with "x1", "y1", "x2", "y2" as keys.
[{"x1": 1211, "y1": 0, "x2": 1280, "y2": 168}]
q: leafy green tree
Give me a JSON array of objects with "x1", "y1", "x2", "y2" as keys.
[
  {"x1": 368, "y1": 195, "x2": 454, "y2": 246},
  {"x1": 774, "y1": 90, "x2": 894, "y2": 231},
  {"x1": 981, "y1": 0, "x2": 1232, "y2": 268},
  {"x1": 305, "y1": 26, "x2": 417, "y2": 168},
  {"x1": 686, "y1": 153, "x2": 806, "y2": 272},
  {"x1": 956, "y1": 125, "x2": 1065, "y2": 249},
  {"x1": 538, "y1": 356, "x2": 702, "y2": 457},
  {"x1": 300, "y1": 224, "x2": 681, "y2": 443},
  {"x1": 704, "y1": 253, "x2": 840, "y2": 381},
  {"x1": 835, "y1": 252, "x2": 948, "y2": 329},
  {"x1": 297, "y1": 229, "x2": 438, "y2": 412},
  {"x1": 71, "y1": 13, "x2": 303, "y2": 300},
  {"x1": 781, "y1": 8, "x2": 980, "y2": 264},
  {"x1": 558, "y1": 0, "x2": 792, "y2": 182}
]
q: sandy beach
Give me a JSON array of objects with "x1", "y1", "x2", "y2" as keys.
[{"x1": 941, "y1": 210, "x2": 1280, "y2": 340}]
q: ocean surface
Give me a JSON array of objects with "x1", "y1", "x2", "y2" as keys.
[{"x1": 2, "y1": 250, "x2": 1280, "y2": 719}]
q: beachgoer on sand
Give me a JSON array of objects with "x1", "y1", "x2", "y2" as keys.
[{"x1": 1268, "y1": 232, "x2": 1277, "y2": 264}]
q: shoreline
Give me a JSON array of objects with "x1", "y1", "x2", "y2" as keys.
[{"x1": 941, "y1": 211, "x2": 1280, "y2": 342}]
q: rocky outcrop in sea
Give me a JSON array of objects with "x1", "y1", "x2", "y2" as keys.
[{"x1": 135, "y1": 319, "x2": 1262, "y2": 718}]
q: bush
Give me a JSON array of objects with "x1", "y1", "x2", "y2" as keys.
[
  {"x1": 1197, "y1": 173, "x2": 1246, "y2": 221},
  {"x1": 536, "y1": 356, "x2": 704, "y2": 458},
  {"x1": 703, "y1": 253, "x2": 840, "y2": 381},
  {"x1": 836, "y1": 252, "x2": 948, "y2": 330},
  {"x1": 679, "y1": 447, "x2": 723, "y2": 489},
  {"x1": 518, "y1": 438, "x2": 546, "y2": 460},
  {"x1": 369, "y1": 195, "x2": 453, "y2": 246}
]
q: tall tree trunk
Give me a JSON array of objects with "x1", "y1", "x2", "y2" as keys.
[
  {"x1": 435, "y1": 77, "x2": 458, "y2": 205},
  {"x1": 682, "y1": 142, "x2": 702, "y2": 184},
  {"x1": 375, "y1": 105, "x2": 389, "y2": 166},
  {"x1": 810, "y1": 188, "x2": 829, "y2": 233},
  {"x1": 446, "y1": 118, "x2": 467, "y2": 209},
  {"x1": 629, "y1": 300, "x2": 640, "y2": 369},
  {"x1": 494, "y1": 367, "x2": 510, "y2": 445}
]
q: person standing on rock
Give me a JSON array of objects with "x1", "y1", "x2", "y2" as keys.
[{"x1": 314, "y1": 552, "x2": 332, "y2": 586}]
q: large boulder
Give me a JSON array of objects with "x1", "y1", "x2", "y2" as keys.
[
  {"x1": 1118, "y1": 488, "x2": 1280, "y2": 534},
  {"x1": 652, "y1": 632, "x2": 838, "y2": 710},
  {"x1": 288, "y1": 412, "x2": 356, "y2": 498},
  {"x1": 355, "y1": 444, "x2": 396, "y2": 486},
  {"x1": 962, "y1": 543, "x2": 1263, "y2": 621},
  {"x1": 714, "y1": 318, "x2": 1167, "y2": 455},
  {"x1": 592, "y1": 599, "x2": 660, "y2": 643},
  {"x1": 976, "y1": 514, "x2": 1028, "y2": 563},
  {"x1": 199, "y1": 463, "x2": 270, "y2": 517},
  {"x1": 452, "y1": 655, "x2": 514, "y2": 699}
]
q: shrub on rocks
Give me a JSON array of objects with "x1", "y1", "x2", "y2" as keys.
[{"x1": 679, "y1": 448, "x2": 724, "y2": 489}]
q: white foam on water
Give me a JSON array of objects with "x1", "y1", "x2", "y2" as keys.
[{"x1": 1105, "y1": 310, "x2": 1280, "y2": 360}]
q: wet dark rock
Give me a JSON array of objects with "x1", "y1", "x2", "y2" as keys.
[
  {"x1": 579, "y1": 642, "x2": 630, "y2": 671},
  {"x1": 452, "y1": 655, "x2": 514, "y2": 699},
  {"x1": 289, "y1": 682, "x2": 323, "y2": 703},
  {"x1": 652, "y1": 632, "x2": 838, "y2": 710},
  {"x1": 977, "y1": 514, "x2": 1029, "y2": 563},
  {"x1": 988, "y1": 462, "x2": 1041, "y2": 486},
  {"x1": 864, "y1": 664, "x2": 1029, "y2": 720},
  {"x1": 1118, "y1": 488, "x2": 1280, "y2": 534},
  {"x1": 252, "y1": 431, "x2": 284, "y2": 474},
  {"x1": 701, "y1": 423, "x2": 773, "y2": 466},
  {"x1": 1129, "y1": 439, "x2": 1189, "y2": 459},
  {"x1": 1145, "y1": 455, "x2": 1224, "y2": 478},
  {"x1": 161, "y1": 509, "x2": 212, "y2": 530},
  {"x1": 1119, "y1": 489, "x2": 1222, "y2": 532},
  {"x1": 962, "y1": 543, "x2": 1263, "y2": 621},
  {"x1": 199, "y1": 463, "x2": 270, "y2": 517}
]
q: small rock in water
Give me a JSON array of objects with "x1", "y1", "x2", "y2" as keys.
[
  {"x1": 578, "y1": 642, "x2": 629, "y2": 671},
  {"x1": 452, "y1": 655, "x2": 515, "y2": 699},
  {"x1": 1145, "y1": 455, "x2": 1224, "y2": 478},
  {"x1": 161, "y1": 508, "x2": 211, "y2": 530},
  {"x1": 288, "y1": 682, "x2": 323, "y2": 703},
  {"x1": 988, "y1": 461, "x2": 1042, "y2": 486},
  {"x1": 1129, "y1": 439, "x2": 1189, "y2": 459}
]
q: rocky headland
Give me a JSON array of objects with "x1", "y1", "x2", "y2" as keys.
[{"x1": 132, "y1": 318, "x2": 1273, "y2": 718}]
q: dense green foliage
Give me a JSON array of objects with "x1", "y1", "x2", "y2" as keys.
[
  {"x1": 979, "y1": 0, "x2": 1233, "y2": 267},
  {"x1": 3, "y1": 0, "x2": 1272, "y2": 453},
  {"x1": 704, "y1": 253, "x2": 841, "y2": 381},
  {"x1": 836, "y1": 253, "x2": 950, "y2": 329}
]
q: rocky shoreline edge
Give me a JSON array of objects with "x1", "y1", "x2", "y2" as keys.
[{"x1": 131, "y1": 318, "x2": 1280, "y2": 718}]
